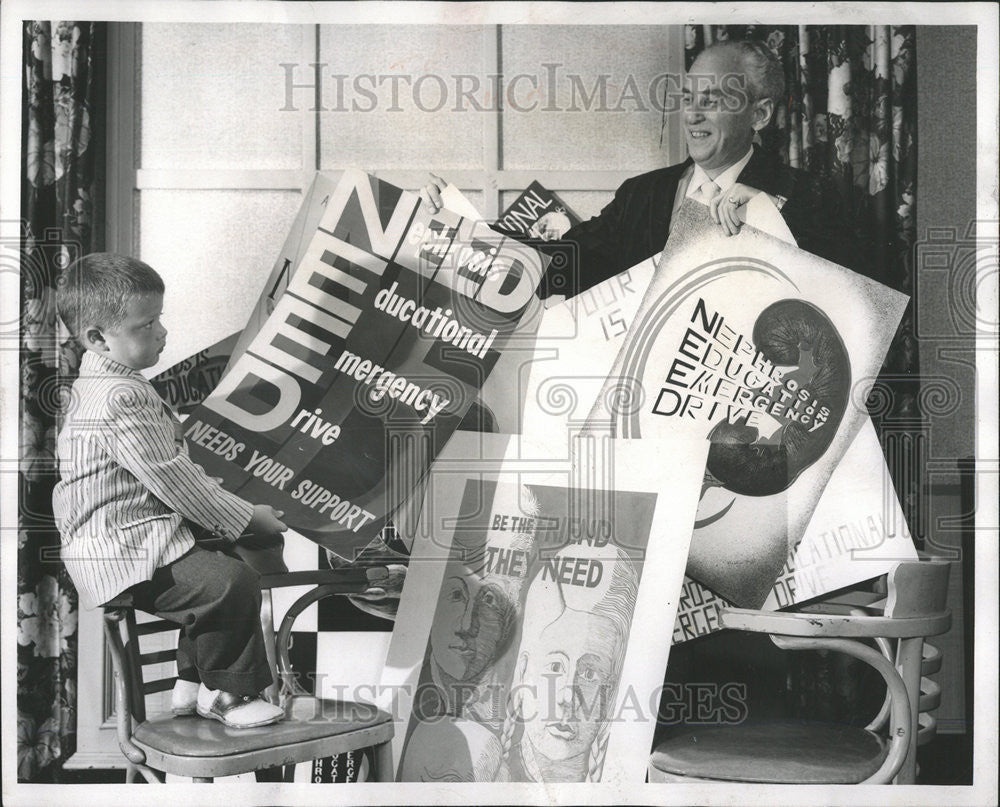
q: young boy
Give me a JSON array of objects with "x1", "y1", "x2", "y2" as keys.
[{"x1": 53, "y1": 252, "x2": 286, "y2": 729}]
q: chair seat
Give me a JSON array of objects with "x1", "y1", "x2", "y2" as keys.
[
  {"x1": 650, "y1": 722, "x2": 888, "y2": 784},
  {"x1": 132, "y1": 697, "x2": 392, "y2": 777}
]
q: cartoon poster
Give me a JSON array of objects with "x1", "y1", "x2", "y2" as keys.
[
  {"x1": 182, "y1": 169, "x2": 549, "y2": 558},
  {"x1": 383, "y1": 432, "x2": 709, "y2": 785},
  {"x1": 588, "y1": 201, "x2": 910, "y2": 608}
]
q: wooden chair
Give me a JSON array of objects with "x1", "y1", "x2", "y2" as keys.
[
  {"x1": 102, "y1": 567, "x2": 395, "y2": 783},
  {"x1": 649, "y1": 559, "x2": 951, "y2": 785}
]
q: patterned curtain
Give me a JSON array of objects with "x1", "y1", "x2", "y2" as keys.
[
  {"x1": 685, "y1": 24, "x2": 921, "y2": 535},
  {"x1": 18, "y1": 20, "x2": 106, "y2": 782}
]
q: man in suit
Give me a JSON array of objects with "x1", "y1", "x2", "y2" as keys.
[{"x1": 422, "y1": 39, "x2": 862, "y2": 294}]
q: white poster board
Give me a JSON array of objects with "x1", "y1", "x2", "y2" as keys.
[
  {"x1": 588, "y1": 202, "x2": 910, "y2": 607},
  {"x1": 382, "y1": 431, "x2": 708, "y2": 785}
]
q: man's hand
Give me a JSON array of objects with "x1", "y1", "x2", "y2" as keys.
[
  {"x1": 418, "y1": 173, "x2": 448, "y2": 214},
  {"x1": 245, "y1": 504, "x2": 287, "y2": 538},
  {"x1": 708, "y1": 182, "x2": 760, "y2": 236},
  {"x1": 528, "y1": 210, "x2": 573, "y2": 241}
]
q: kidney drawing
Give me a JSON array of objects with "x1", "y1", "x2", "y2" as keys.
[{"x1": 705, "y1": 298, "x2": 851, "y2": 497}]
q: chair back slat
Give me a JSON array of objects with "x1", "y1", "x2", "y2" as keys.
[
  {"x1": 919, "y1": 676, "x2": 942, "y2": 712},
  {"x1": 140, "y1": 649, "x2": 178, "y2": 666},
  {"x1": 119, "y1": 609, "x2": 182, "y2": 720},
  {"x1": 135, "y1": 620, "x2": 180, "y2": 636},
  {"x1": 916, "y1": 712, "x2": 937, "y2": 745},
  {"x1": 921, "y1": 642, "x2": 942, "y2": 676},
  {"x1": 143, "y1": 677, "x2": 177, "y2": 696}
]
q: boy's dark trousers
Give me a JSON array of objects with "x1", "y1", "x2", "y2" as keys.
[{"x1": 123, "y1": 543, "x2": 274, "y2": 696}]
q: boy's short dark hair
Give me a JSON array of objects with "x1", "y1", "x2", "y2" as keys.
[{"x1": 57, "y1": 252, "x2": 164, "y2": 337}]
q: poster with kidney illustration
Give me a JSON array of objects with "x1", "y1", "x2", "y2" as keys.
[{"x1": 587, "y1": 201, "x2": 909, "y2": 608}]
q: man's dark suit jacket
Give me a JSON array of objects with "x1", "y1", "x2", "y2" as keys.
[{"x1": 534, "y1": 146, "x2": 863, "y2": 299}]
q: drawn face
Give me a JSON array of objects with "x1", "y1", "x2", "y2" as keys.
[
  {"x1": 521, "y1": 608, "x2": 619, "y2": 763},
  {"x1": 99, "y1": 292, "x2": 167, "y2": 371},
  {"x1": 683, "y1": 47, "x2": 767, "y2": 173},
  {"x1": 430, "y1": 564, "x2": 514, "y2": 681}
]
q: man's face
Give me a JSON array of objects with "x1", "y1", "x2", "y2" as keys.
[
  {"x1": 683, "y1": 47, "x2": 765, "y2": 174},
  {"x1": 430, "y1": 564, "x2": 512, "y2": 681},
  {"x1": 521, "y1": 609, "x2": 618, "y2": 764},
  {"x1": 99, "y1": 292, "x2": 167, "y2": 371}
]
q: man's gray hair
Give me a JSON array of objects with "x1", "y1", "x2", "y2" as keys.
[{"x1": 707, "y1": 39, "x2": 786, "y2": 107}]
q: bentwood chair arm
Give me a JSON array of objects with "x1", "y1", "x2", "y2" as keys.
[
  {"x1": 717, "y1": 601, "x2": 952, "y2": 784},
  {"x1": 263, "y1": 567, "x2": 389, "y2": 703},
  {"x1": 767, "y1": 634, "x2": 913, "y2": 784},
  {"x1": 718, "y1": 607, "x2": 951, "y2": 639},
  {"x1": 258, "y1": 567, "x2": 387, "y2": 590}
]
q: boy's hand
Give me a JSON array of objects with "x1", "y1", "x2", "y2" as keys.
[
  {"x1": 234, "y1": 507, "x2": 288, "y2": 575},
  {"x1": 418, "y1": 173, "x2": 447, "y2": 214},
  {"x1": 245, "y1": 504, "x2": 287, "y2": 538}
]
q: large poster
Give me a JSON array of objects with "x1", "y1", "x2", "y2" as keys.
[
  {"x1": 382, "y1": 432, "x2": 708, "y2": 785},
  {"x1": 588, "y1": 202, "x2": 910, "y2": 607},
  {"x1": 504, "y1": 244, "x2": 915, "y2": 625},
  {"x1": 183, "y1": 170, "x2": 548, "y2": 558},
  {"x1": 672, "y1": 418, "x2": 919, "y2": 642}
]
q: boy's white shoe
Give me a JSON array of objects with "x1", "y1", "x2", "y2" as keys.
[
  {"x1": 171, "y1": 680, "x2": 200, "y2": 716},
  {"x1": 196, "y1": 683, "x2": 284, "y2": 729}
]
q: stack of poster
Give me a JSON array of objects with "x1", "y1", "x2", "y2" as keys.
[
  {"x1": 181, "y1": 169, "x2": 550, "y2": 560},
  {"x1": 503, "y1": 200, "x2": 915, "y2": 635},
  {"x1": 586, "y1": 201, "x2": 911, "y2": 608},
  {"x1": 442, "y1": 186, "x2": 916, "y2": 638}
]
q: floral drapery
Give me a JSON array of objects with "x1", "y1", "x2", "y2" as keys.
[
  {"x1": 18, "y1": 20, "x2": 106, "y2": 782},
  {"x1": 685, "y1": 24, "x2": 921, "y2": 526}
]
